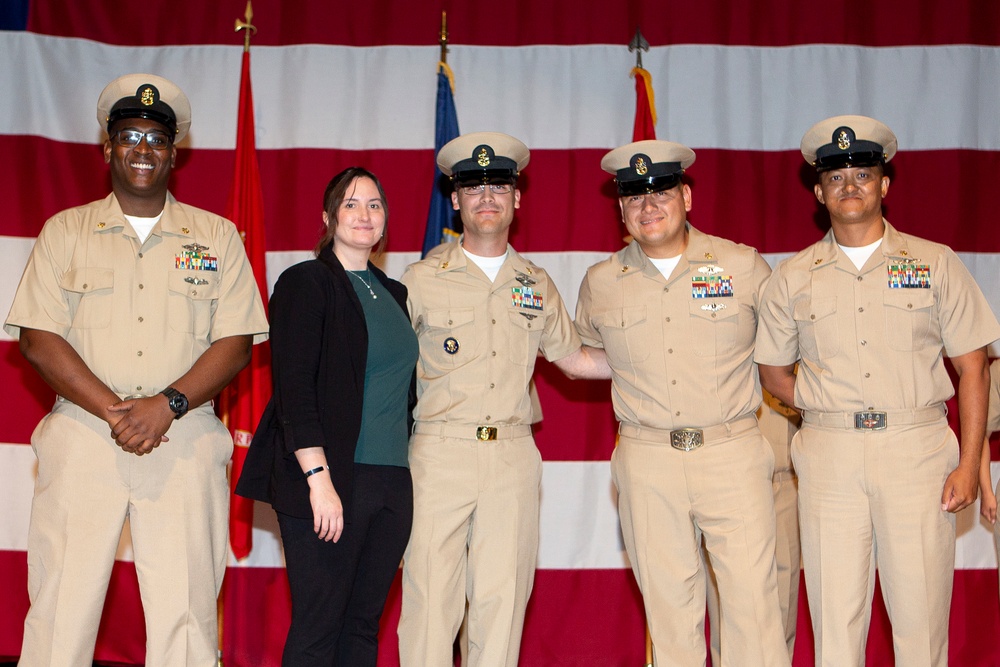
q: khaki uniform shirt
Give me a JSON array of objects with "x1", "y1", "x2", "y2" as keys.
[
  {"x1": 5, "y1": 193, "x2": 268, "y2": 399},
  {"x1": 575, "y1": 226, "x2": 771, "y2": 430},
  {"x1": 989, "y1": 359, "x2": 1000, "y2": 435},
  {"x1": 755, "y1": 220, "x2": 1000, "y2": 412},
  {"x1": 401, "y1": 240, "x2": 581, "y2": 425}
]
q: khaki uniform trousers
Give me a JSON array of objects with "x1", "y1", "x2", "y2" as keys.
[
  {"x1": 613, "y1": 418, "x2": 789, "y2": 667},
  {"x1": 398, "y1": 425, "x2": 541, "y2": 667},
  {"x1": 794, "y1": 414, "x2": 957, "y2": 667},
  {"x1": 707, "y1": 408, "x2": 800, "y2": 664},
  {"x1": 20, "y1": 400, "x2": 231, "y2": 667}
]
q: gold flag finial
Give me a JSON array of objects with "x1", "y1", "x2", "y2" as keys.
[
  {"x1": 235, "y1": 1, "x2": 257, "y2": 53},
  {"x1": 439, "y1": 11, "x2": 449, "y2": 64},
  {"x1": 628, "y1": 26, "x2": 650, "y2": 69}
]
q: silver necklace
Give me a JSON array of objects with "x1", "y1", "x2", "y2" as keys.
[{"x1": 348, "y1": 269, "x2": 377, "y2": 299}]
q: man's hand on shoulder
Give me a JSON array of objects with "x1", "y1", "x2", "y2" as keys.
[{"x1": 108, "y1": 396, "x2": 174, "y2": 456}]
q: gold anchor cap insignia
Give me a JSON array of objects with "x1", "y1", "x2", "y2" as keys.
[
  {"x1": 140, "y1": 86, "x2": 156, "y2": 106},
  {"x1": 634, "y1": 156, "x2": 648, "y2": 176},
  {"x1": 477, "y1": 147, "x2": 491, "y2": 167},
  {"x1": 837, "y1": 129, "x2": 851, "y2": 150}
]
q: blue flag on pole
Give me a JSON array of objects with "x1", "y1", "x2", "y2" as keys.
[{"x1": 422, "y1": 63, "x2": 460, "y2": 257}]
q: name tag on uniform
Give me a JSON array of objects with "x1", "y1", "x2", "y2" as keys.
[
  {"x1": 512, "y1": 286, "x2": 543, "y2": 311},
  {"x1": 887, "y1": 264, "x2": 930, "y2": 288},
  {"x1": 691, "y1": 275, "x2": 733, "y2": 298}
]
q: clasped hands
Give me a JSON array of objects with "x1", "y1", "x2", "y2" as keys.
[{"x1": 107, "y1": 396, "x2": 174, "y2": 456}]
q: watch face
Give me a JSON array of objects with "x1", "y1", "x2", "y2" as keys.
[{"x1": 169, "y1": 393, "x2": 188, "y2": 416}]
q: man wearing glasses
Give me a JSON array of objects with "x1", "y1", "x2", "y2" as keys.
[
  {"x1": 398, "y1": 132, "x2": 608, "y2": 666},
  {"x1": 5, "y1": 73, "x2": 267, "y2": 666},
  {"x1": 574, "y1": 140, "x2": 789, "y2": 666}
]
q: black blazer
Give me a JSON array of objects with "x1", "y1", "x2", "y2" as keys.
[{"x1": 236, "y1": 245, "x2": 415, "y2": 519}]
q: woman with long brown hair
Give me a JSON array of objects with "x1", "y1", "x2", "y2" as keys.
[{"x1": 238, "y1": 167, "x2": 417, "y2": 665}]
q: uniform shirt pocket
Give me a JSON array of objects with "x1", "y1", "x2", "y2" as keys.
[
  {"x1": 421, "y1": 307, "x2": 480, "y2": 374},
  {"x1": 594, "y1": 306, "x2": 650, "y2": 364},
  {"x1": 688, "y1": 300, "x2": 739, "y2": 357},
  {"x1": 167, "y1": 271, "x2": 220, "y2": 335},
  {"x1": 792, "y1": 297, "x2": 839, "y2": 360},
  {"x1": 507, "y1": 309, "x2": 545, "y2": 366},
  {"x1": 60, "y1": 267, "x2": 114, "y2": 329},
  {"x1": 883, "y1": 290, "x2": 936, "y2": 351}
]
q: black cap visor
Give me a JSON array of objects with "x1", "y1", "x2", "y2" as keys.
[
  {"x1": 453, "y1": 168, "x2": 518, "y2": 188},
  {"x1": 616, "y1": 173, "x2": 682, "y2": 196},
  {"x1": 107, "y1": 105, "x2": 177, "y2": 137},
  {"x1": 814, "y1": 151, "x2": 884, "y2": 172}
]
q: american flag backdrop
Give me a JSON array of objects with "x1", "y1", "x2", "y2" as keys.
[{"x1": 1, "y1": 1, "x2": 1000, "y2": 664}]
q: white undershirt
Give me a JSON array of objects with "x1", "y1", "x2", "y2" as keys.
[
  {"x1": 648, "y1": 255, "x2": 682, "y2": 280},
  {"x1": 463, "y1": 247, "x2": 508, "y2": 282},
  {"x1": 839, "y1": 237, "x2": 883, "y2": 270},
  {"x1": 124, "y1": 212, "x2": 162, "y2": 244}
]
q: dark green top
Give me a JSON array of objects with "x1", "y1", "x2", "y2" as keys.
[{"x1": 346, "y1": 269, "x2": 418, "y2": 467}]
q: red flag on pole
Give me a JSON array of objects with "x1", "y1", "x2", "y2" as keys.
[
  {"x1": 630, "y1": 66, "x2": 657, "y2": 141},
  {"x1": 222, "y1": 48, "x2": 271, "y2": 560}
]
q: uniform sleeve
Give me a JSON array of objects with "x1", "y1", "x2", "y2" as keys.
[
  {"x1": 988, "y1": 359, "x2": 1000, "y2": 435},
  {"x1": 753, "y1": 261, "x2": 800, "y2": 366},
  {"x1": 400, "y1": 263, "x2": 422, "y2": 329},
  {"x1": 935, "y1": 247, "x2": 1000, "y2": 358},
  {"x1": 539, "y1": 273, "x2": 582, "y2": 362},
  {"x1": 207, "y1": 220, "x2": 269, "y2": 344},
  {"x1": 574, "y1": 269, "x2": 604, "y2": 349},
  {"x1": 4, "y1": 213, "x2": 74, "y2": 339},
  {"x1": 750, "y1": 249, "x2": 773, "y2": 314}
]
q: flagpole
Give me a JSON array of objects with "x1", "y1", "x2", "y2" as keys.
[
  {"x1": 219, "y1": 9, "x2": 258, "y2": 665},
  {"x1": 440, "y1": 10, "x2": 448, "y2": 64},
  {"x1": 631, "y1": 28, "x2": 654, "y2": 665}
]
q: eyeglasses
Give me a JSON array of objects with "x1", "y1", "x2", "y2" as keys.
[
  {"x1": 623, "y1": 189, "x2": 679, "y2": 207},
  {"x1": 112, "y1": 130, "x2": 173, "y2": 150},
  {"x1": 460, "y1": 183, "x2": 513, "y2": 196}
]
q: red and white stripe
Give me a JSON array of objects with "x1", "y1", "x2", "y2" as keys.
[{"x1": 2, "y1": 2, "x2": 999, "y2": 664}]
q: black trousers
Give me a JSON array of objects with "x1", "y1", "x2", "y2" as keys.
[{"x1": 277, "y1": 463, "x2": 413, "y2": 667}]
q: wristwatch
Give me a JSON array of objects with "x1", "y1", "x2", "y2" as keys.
[{"x1": 160, "y1": 387, "x2": 189, "y2": 420}]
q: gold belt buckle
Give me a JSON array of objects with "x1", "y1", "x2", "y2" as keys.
[
  {"x1": 476, "y1": 426, "x2": 498, "y2": 441},
  {"x1": 854, "y1": 411, "x2": 887, "y2": 430},
  {"x1": 670, "y1": 428, "x2": 704, "y2": 451}
]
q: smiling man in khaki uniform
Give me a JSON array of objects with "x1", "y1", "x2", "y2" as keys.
[
  {"x1": 4, "y1": 74, "x2": 268, "y2": 666},
  {"x1": 755, "y1": 115, "x2": 1000, "y2": 666},
  {"x1": 575, "y1": 140, "x2": 788, "y2": 666},
  {"x1": 397, "y1": 132, "x2": 608, "y2": 667}
]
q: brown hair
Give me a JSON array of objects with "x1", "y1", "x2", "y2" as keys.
[{"x1": 314, "y1": 167, "x2": 389, "y2": 257}]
